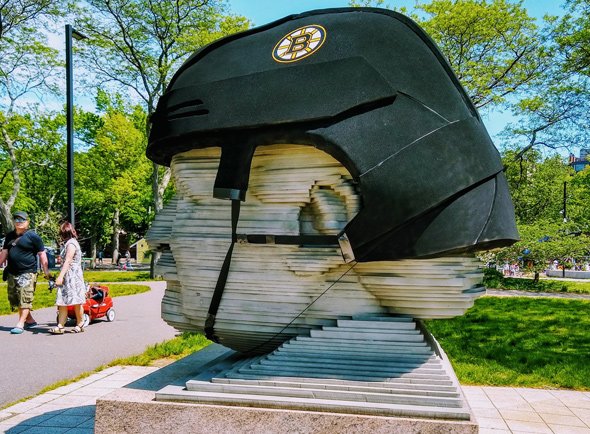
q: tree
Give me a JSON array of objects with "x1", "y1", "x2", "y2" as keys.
[
  {"x1": 75, "y1": 92, "x2": 152, "y2": 265},
  {"x1": 409, "y1": 0, "x2": 553, "y2": 110},
  {"x1": 502, "y1": 149, "x2": 573, "y2": 224},
  {"x1": 496, "y1": 221, "x2": 590, "y2": 281},
  {"x1": 73, "y1": 0, "x2": 251, "y2": 214},
  {"x1": 0, "y1": 0, "x2": 64, "y2": 233},
  {"x1": 502, "y1": 80, "x2": 590, "y2": 161},
  {"x1": 556, "y1": 0, "x2": 590, "y2": 76},
  {"x1": 567, "y1": 166, "x2": 590, "y2": 227},
  {"x1": 350, "y1": 1, "x2": 585, "y2": 160},
  {"x1": 503, "y1": 0, "x2": 590, "y2": 160}
]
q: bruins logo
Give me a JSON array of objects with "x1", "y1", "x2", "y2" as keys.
[{"x1": 272, "y1": 25, "x2": 326, "y2": 63}]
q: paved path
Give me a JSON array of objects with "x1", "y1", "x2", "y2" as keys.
[
  {"x1": 0, "y1": 281, "x2": 176, "y2": 408},
  {"x1": 487, "y1": 288, "x2": 590, "y2": 300},
  {"x1": 0, "y1": 361, "x2": 588, "y2": 433}
]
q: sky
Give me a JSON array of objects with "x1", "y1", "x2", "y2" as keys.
[
  {"x1": 38, "y1": 1, "x2": 572, "y2": 153},
  {"x1": 227, "y1": 0, "x2": 565, "y2": 27},
  {"x1": 225, "y1": 0, "x2": 570, "y2": 144}
]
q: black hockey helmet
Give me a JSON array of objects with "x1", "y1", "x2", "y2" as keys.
[{"x1": 147, "y1": 7, "x2": 519, "y2": 261}]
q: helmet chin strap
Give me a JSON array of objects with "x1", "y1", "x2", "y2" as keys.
[
  {"x1": 205, "y1": 198, "x2": 240, "y2": 343},
  {"x1": 205, "y1": 144, "x2": 253, "y2": 342}
]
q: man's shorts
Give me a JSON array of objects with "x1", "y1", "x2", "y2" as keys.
[{"x1": 7, "y1": 272, "x2": 37, "y2": 310}]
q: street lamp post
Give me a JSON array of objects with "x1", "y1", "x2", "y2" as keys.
[
  {"x1": 65, "y1": 24, "x2": 87, "y2": 227},
  {"x1": 563, "y1": 181, "x2": 567, "y2": 223}
]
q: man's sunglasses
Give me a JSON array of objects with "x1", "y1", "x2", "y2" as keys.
[{"x1": 14, "y1": 217, "x2": 27, "y2": 223}]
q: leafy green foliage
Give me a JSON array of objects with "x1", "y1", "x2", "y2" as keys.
[
  {"x1": 414, "y1": 0, "x2": 551, "y2": 109},
  {"x1": 495, "y1": 220, "x2": 590, "y2": 274},
  {"x1": 556, "y1": 0, "x2": 590, "y2": 76},
  {"x1": 503, "y1": 150, "x2": 572, "y2": 224},
  {"x1": 426, "y1": 297, "x2": 590, "y2": 389},
  {"x1": 74, "y1": 94, "x2": 153, "y2": 250}
]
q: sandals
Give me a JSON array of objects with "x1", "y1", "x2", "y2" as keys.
[
  {"x1": 72, "y1": 325, "x2": 85, "y2": 333},
  {"x1": 49, "y1": 326, "x2": 65, "y2": 335}
]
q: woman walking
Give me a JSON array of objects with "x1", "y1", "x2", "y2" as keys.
[{"x1": 50, "y1": 222, "x2": 86, "y2": 334}]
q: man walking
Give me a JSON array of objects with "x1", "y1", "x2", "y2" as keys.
[{"x1": 0, "y1": 211, "x2": 51, "y2": 334}]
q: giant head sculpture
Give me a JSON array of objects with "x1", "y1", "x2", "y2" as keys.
[{"x1": 146, "y1": 8, "x2": 519, "y2": 354}]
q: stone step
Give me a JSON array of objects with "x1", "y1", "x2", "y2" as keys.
[
  {"x1": 237, "y1": 366, "x2": 452, "y2": 384},
  {"x1": 351, "y1": 315, "x2": 414, "y2": 322},
  {"x1": 185, "y1": 380, "x2": 463, "y2": 408},
  {"x1": 322, "y1": 326, "x2": 420, "y2": 335},
  {"x1": 219, "y1": 371, "x2": 458, "y2": 390},
  {"x1": 166, "y1": 317, "x2": 471, "y2": 422},
  {"x1": 257, "y1": 357, "x2": 445, "y2": 375},
  {"x1": 285, "y1": 338, "x2": 434, "y2": 353},
  {"x1": 276, "y1": 350, "x2": 435, "y2": 364},
  {"x1": 309, "y1": 329, "x2": 424, "y2": 342},
  {"x1": 336, "y1": 319, "x2": 417, "y2": 329},
  {"x1": 155, "y1": 388, "x2": 472, "y2": 420},
  {"x1": 269, "y1": 352, "x2": 440, "y2": 366},
  {"x1": 210, "y1": 377, "x2": 461, "y2": 397}
]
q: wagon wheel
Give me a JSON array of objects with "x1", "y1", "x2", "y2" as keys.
[
  {"x1": 82, "y1": 313, "x2": 91, "y2": 328},
  {"x1": 106, "y1": 308, "x2": 116, "y2": 322}
]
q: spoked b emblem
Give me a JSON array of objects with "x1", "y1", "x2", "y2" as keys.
[{"x1": 272, "y1": 25, "x2": 326, "y2": 63}]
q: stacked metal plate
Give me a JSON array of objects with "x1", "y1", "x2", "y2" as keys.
[
  {"x1": 146, "y1": 145, "x2": 484, "y2": 354},
  {"x1": 156, "y1": 317, "x2": 473, "y2": 421}
]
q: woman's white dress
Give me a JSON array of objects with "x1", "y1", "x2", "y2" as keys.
[{"x1": 56, "y1": 239, "x2": 86, "y2": 306}]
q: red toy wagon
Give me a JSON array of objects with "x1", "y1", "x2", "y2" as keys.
[{"x1": 66, "y1": 284, "x2": 116, "y2": 327}]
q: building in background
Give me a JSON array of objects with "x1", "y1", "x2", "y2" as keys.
[{"x1": 569, "y1": 148, "x2": 590, "y2": 172}]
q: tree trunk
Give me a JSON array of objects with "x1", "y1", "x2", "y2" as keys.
[
  {"x1": 0, "y1": 201, "x2": 14, "y2": 235},
  {"x1": 0, "y1": 119, "x2": 22, "y2": 234},
  {"x1": 150, "y1": 163, "x2": 170, "y2": 277},
  {"x1": 147, "y1": 115, "x2": 169, "y2": 278},
  {"x1": 90, "y1": 235, "x2": 97, "y2": 269},
  {"x1": 533, "y1": 272, "x2": 539, "y2": 283},
  {"x1": 111, "y1": 208, "x2": 120, "y2": 265}
]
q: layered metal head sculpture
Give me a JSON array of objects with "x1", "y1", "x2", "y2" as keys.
[{"x1": 146, "y1": 8, "x2": 519, "y2": 354}]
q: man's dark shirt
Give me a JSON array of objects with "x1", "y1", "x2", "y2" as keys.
[{"x1": 2, "y1": 230, "x2": 45, "y2": 275}]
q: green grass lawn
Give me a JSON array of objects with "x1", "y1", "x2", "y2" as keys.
[
  {"x1": 425, "y1": 296, "x2": 590, "y2": 390},
  {"x1": 483, "y1": 268, "x2": 590, "y2": 294},
  {"x1": 82, "y1": 270, "x2": 158, "y2": 282},
  {"x1": 0, "y1": 282, "x2": 150, "y2": 316},
  {"x1": 108, "y1": 332, "x2": 211, "y2": 366}
]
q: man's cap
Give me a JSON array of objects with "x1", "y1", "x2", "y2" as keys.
[{"x1": 13, "y1": 211, "x2": 29, "y2": 220}]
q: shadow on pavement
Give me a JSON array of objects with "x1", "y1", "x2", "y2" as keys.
[
  {"x1": 124, "y1": 345, "x2": 232, "y2": 391},
  {"x1": 3, "y1": 405, "x2": 95, "y2": 433}
]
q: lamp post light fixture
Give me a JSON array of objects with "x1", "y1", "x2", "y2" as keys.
[{"x1": 65, "y1": 24, "x2": 87, "y2": 227}]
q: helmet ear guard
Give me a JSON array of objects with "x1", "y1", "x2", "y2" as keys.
[{"x1": 147, "y1": 7, "x2": 519, "y2": 263}]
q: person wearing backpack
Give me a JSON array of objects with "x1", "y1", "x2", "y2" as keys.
[{"x1": 0, "y1": 211, "x2": 51, "y2": 334}]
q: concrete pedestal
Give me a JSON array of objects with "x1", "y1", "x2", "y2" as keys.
[{"x1": 96, "y1": 387, "x2": 477, "y2": 434}]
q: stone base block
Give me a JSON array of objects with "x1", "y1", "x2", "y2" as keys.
[
  {"x1": 95, "y1": 387, "x2": 477, "y2": 434},
  {"x1": 95, "y1": 343, "x2": 478, "y2": 433}
]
